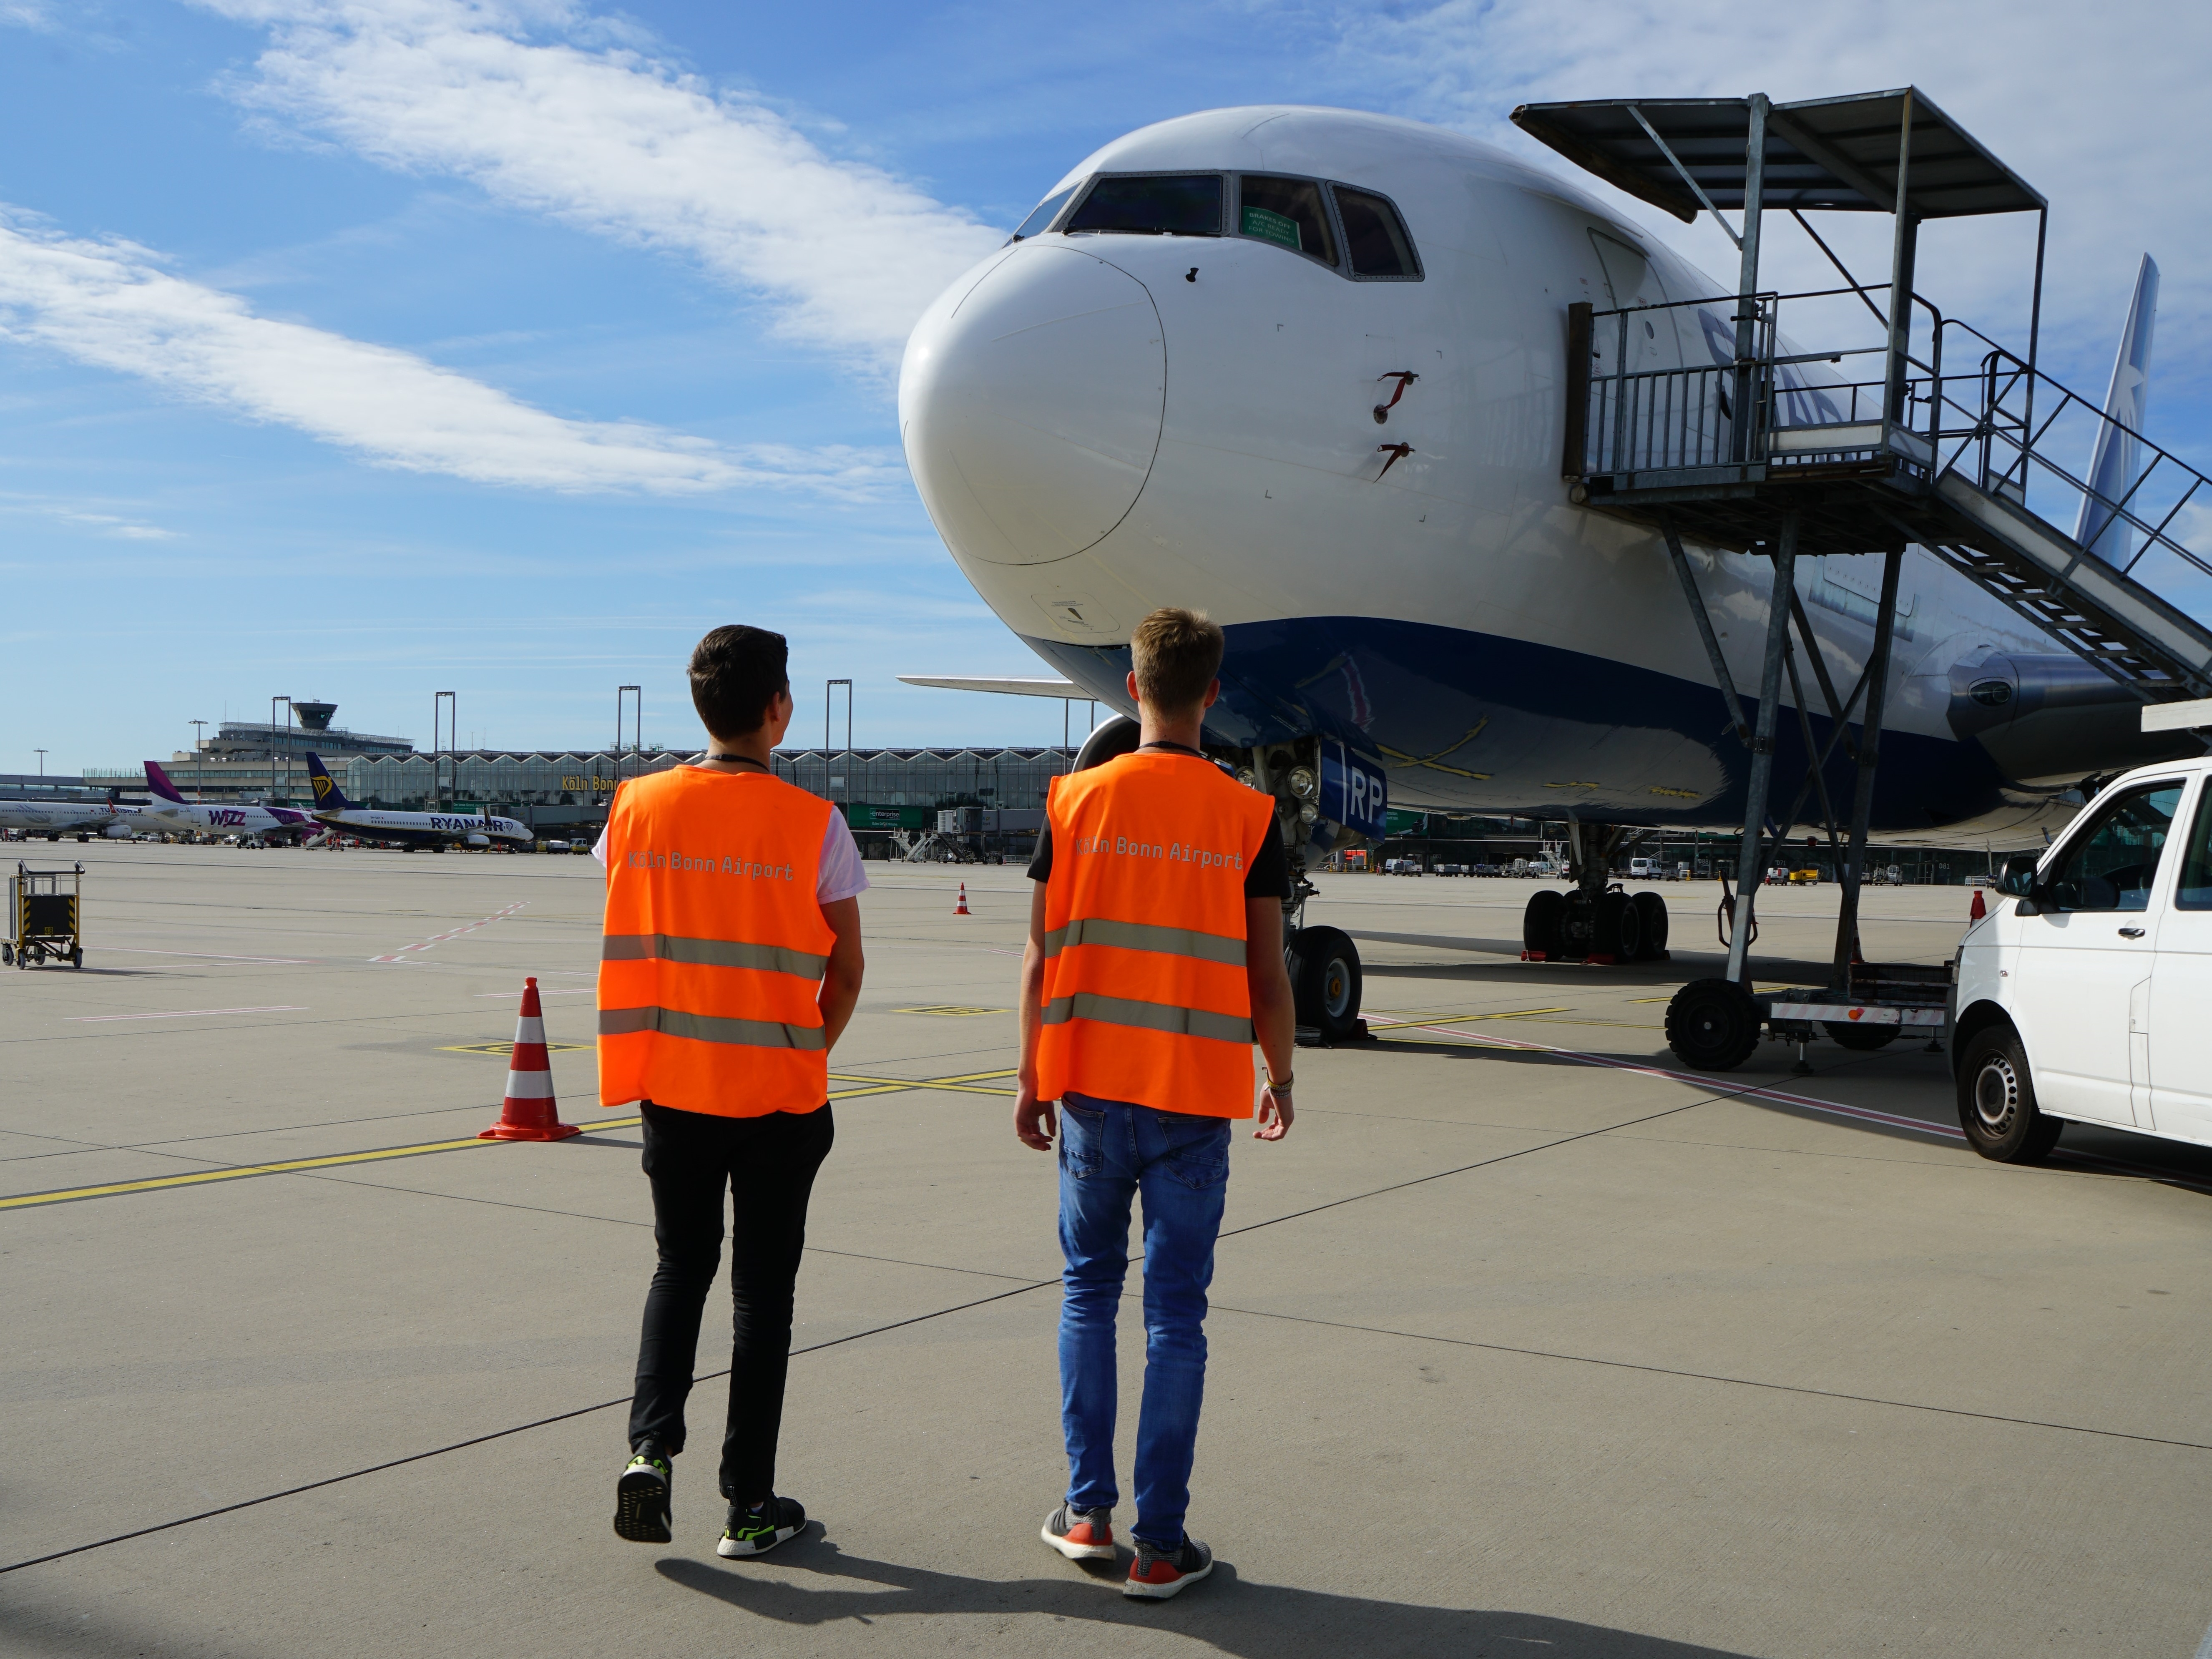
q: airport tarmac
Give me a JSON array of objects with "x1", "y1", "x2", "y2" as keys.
[{"x1": 5, "y1": 846, "x2": 2212, "y2": 1657}]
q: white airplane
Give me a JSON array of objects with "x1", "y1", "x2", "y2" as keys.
[
  {"x1": 0, "y1": 796, "x2": 141, "y2": 840},
  {"x1": 897, "y1": 103, "x2": 2201, "y2": 1017},
  {"x1": 138, "y1": 761, "x2": 318, "y2": 844},
  {"x1": 303, "y1": 752, "x2": 532, "y2": 850}
]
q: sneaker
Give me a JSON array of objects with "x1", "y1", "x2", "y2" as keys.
[
  {"x1": 1041, "y1": 1502, "x2": 1116, "y2": 1561},
  {"x1": 1124, "y1": 1535, "x2": 1212, "y2": 1600},
  {"x1": 717, "y1": 1495, "x2": 807, "y2": 1558},
  {"x1": 612, "y1": 1443, "x2": 672, "y2": 1544}
]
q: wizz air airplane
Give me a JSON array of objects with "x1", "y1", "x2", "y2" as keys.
[
  {"x1": 0, "y1": 796, "x2": 140, "y2": 840},
  {"x1": 303, "y1": 753, "x2": 532, "y2": 850},
  {"x1": 139, "y1": 761, "x2": 317, "y2": 843},
  {"x1": 898, "y1": 106, "x2": 2193, "y2": 991}
]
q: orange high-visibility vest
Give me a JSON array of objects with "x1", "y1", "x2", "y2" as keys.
[
  {"x1": 1037, "y1": 751, "x2": 1277, "y2": 1118},
  {"x1": 597, "y1": 767, "x2": 836, "y2": 1118}
]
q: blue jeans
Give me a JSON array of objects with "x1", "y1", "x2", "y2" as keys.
[{"x1": 1056, "y1": 1091, "x2": 1232, "y2": 1548}]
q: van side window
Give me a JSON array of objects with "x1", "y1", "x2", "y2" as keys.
[
  {"x1": 2176, "y1": 784, "x2": 2212, "y2": 909},
  {"x1": 2040, "y1": 782, "x2": 2183, "y2": 912}
]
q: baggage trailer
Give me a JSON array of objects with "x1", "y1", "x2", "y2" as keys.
[{"x1": 7, "y1": 861, "x2": 84, "y2": 968}]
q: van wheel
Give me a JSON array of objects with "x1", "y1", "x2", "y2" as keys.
[
  {"x1": 1522, "y1": 890, "x2": 1564, "y2": 955},
  {"x1": 1632, "y1": 892, "x2": 1669, "y2": 959},
  {"x1": 1957, "y1": 1026, "x2": 2061, "y2": 1163},
  {"x1": 1665, "y1": 978, "x2": 1760, "y2": 1071},
  {"x1": 1286, "y1": 925, "x2": 1362, "y2": 1042}
]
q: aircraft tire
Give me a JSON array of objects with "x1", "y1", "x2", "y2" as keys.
[
  {"x1": 1665, "y1": 978, "x2": 1760, "y2": 1071},
  {"x1": 1594, "y1": 891, "x2": 1641, "y2": 961},
  {"x1": 1522, "y1": 890, "x2": 1565, "y2": 955},
  {"x1": 1286, "y1": 925, "x2": 1362, "y2": 1041},
  {"x1": 1956, "y1": 1024, "x2": 2061, "y2": 1162},
  {"x1": 1632, "y1": 892, "x2": 1669, "y2": 959},
  {"x1": 1823, "y1": 1020, "x2": 1898, "y2": 1052}
]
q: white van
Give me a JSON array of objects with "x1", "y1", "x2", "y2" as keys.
[{"x1": 1953, "y1": 755, "x2": 2212, "y2": 1161}]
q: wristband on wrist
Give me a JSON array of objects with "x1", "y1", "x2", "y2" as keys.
[{"x1": 1263, "y1": 1072, "x2": 1293, "y2": 1092}]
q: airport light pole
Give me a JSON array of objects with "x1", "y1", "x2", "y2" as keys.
[
  {"x1": 616, "y1": 686, "x2": 641, "y2": 785},
  {"x1": 270, "y1": 697, "x2": 292, "y2": 804},
  {"x1": 190, "y1": 721, "x2": 207, "y2": 800},
  {"x1": 433, "y1": 691, "x2": 456, "y2": 810},
  {"x1": 826, "y1": 679, "x2": 852, "y2": 804},
  {"x1": 34, "y1": 748, "x2": 46, "y2": 778}
]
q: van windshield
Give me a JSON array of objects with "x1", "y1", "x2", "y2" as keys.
[{"x1": 1065, "y1": 175, "x2": 1222, "y2": 237}]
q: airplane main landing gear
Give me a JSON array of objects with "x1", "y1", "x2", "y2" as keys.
[{"x1": 1520, "y1": 824, "x2": 1669, "y2": 964}]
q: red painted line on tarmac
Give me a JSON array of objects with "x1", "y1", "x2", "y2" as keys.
[{"x1": 369, "y1": 902, "x2": 527, "y2": 963}]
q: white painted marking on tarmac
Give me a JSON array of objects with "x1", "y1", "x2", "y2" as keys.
[
  {"x1": 369, "y1": 902, "x2": 527, "y2": 963},
  {"x1": 108, "y1": 949, "x2": 314, "y2": 965},
  {"x1": 2197, "y1": 1618, "x2": 2212, "y2": 1659},
  {"x1": 67, "y1": 1006, "x2": 309, "y2": 1023}
]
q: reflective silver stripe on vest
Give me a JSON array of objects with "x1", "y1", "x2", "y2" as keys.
[
  {"x1": 1041, "y1": 917, "x2": 1247, "y2": 967},
  {"x1": 1041, "y1": 990, "x2": 1254, "y2": 1046},
  {"x1": 598, "y1": 1005, "x2": 827, "y2": 1051},
  {"x1": 601, "y1": 933, "x2": 827, "y2": 982}
]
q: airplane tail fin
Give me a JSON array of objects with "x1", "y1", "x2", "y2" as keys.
[
  {"x1": 303, "y1": 752, "x2": 353, "y2": 812},
  {"x1": 2076, "y1": 253, "x2": 2159, "y2": 562},
  {"x1": 144, "y1": 761, "x2": 187, "y2": 803}
]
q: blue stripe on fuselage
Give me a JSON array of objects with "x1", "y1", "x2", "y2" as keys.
[{"x1": 1023, "y1": 616, "x2": 2012, "y2": 834}]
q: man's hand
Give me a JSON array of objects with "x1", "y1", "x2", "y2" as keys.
[
  {"x1": 1014, "y1": 1078, "x2": 1057, "y2": 1151},
  {"x1": 1254, "y1": 1082, "x2": 1294, "y2": 1141}
]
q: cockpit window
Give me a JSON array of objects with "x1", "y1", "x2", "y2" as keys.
[
  {"x1": 1065, "y1": 174, "x2": 1222, "y2": 237},
  {"x1": 1008, "y1": 187, "x2": 1075, "y2": 244},
  {"x1": 1332, "y1": 186, "x2": 1420, "y2": 279},
  {"x1": 1235, "y1": 176, "x2": 1337, "y2": 266}
]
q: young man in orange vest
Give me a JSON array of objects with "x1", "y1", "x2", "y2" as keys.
[
  {"x1": 1014, "y1": 606, "x2": 1297, "y2": 1600},
  {"x1": 598, "y1": 624, "x2": 867, "y2": 1558}
]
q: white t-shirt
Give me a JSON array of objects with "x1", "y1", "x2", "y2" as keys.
[{"x1": 592, "y1": 804, "x2": 871, "y2": 905}]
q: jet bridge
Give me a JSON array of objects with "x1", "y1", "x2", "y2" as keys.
[{"x1": 1513, "y1": 87, "x2": 2212, "y2": 1071}]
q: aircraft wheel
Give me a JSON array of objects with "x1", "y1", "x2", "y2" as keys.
[
  {"x1": 1593, "y1": 891, "x2": 1641, "y2": 961},
  {"x1": 1286, "y1": 925, "x2": 1363, "y2": 1042},
  {"x1": 1665, "y1": 978, "x2": 1760, "y2": 1071},
  {"x1": 1824, "y1": 1020, "x2": 1898, "y2": 1052},
  {"x1": 1632, "y1": 892, "x2": 1669, "y2": 960},
  {"x1": 1956, "y1": 1024, "x2": 2061, "y2": 1163},
  {"x1": 1521, "y1": 890, "x2": 1565, "y2": 956}
]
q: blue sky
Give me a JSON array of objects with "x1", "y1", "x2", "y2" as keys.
[{"x1": 4, "y1": 0, "x2": 2206, "y2": 774}]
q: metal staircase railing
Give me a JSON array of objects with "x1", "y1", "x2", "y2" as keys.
[{"x1": 1572, "y1": 290, "x2": 2212, "y2": 700}]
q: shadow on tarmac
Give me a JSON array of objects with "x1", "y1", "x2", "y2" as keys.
[{"x1": 657, "y1": 1536, "x2": 1759, "y2": 1657}]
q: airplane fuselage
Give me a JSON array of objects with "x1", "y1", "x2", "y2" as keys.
[
  {"x1": 900, "y1": 106, "x2": 2191, "y2": 849},
  {"x1": 313, "y1": 809, "x2": 531, "y2": 850}
]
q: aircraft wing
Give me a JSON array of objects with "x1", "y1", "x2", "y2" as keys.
[{"x1": 898, "y1": 675, "x2": 1085, "y2": 699}]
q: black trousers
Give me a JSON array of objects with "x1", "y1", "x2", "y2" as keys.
[{"x1": 628, "y1": 1099, "x2": 834, "y2": 1502}]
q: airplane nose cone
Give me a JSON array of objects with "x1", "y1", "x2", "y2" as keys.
[{"x1": 900, "y1": 245, "x2": 1163, "y2": 567}]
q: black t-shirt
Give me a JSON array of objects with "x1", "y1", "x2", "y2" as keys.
[{"x1": 1026, "y1": 750, "x2": 1293, "y2": 900}]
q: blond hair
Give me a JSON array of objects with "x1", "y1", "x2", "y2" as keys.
[{"x1": 1129, "y1": 607, "x2": 1224, "y2": 714}]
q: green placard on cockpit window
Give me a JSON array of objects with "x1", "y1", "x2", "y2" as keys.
[{"x1": 1240, "y1": 205, "x2": 1301, "y2": 251}]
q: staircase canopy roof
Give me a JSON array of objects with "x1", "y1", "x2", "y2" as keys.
[{"x1": 1511, "y1": 88, "x2": 2045, "y2": 225}]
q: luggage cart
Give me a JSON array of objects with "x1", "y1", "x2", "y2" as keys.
[{"x1": 6, "y1": 861, "x2": 84, "y2": 969}]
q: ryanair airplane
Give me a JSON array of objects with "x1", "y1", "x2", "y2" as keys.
[{"x1": 303, "y1": 753, "x2": 532, "y2": 851}]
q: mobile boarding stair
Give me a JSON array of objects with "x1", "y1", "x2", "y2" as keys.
[{"x1": 1515, "y1": 87, "x2": 2212, "y2": 1069}]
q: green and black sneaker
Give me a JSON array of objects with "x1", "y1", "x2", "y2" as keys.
[
  {"x1": 717, "y1": 1495, "x2": 807, "y2": 1558},
  {"x1": 612, "y1": 1442, "x2": 673, "y2": 1544}
]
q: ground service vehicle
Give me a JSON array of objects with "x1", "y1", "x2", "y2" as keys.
[{"x1": 1953, "y1": 756, "x2": 2212, "y2": 1161}]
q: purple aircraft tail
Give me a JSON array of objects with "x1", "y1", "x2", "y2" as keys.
[{"x1": 144, "y1": 760, "x2": 188, "y2": 803}]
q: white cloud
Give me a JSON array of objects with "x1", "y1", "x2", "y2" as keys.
[
  {"x1": 1337, "y1": 0, "x2": 2212, "y2": 395},
  {"x1": 0, "y1": 212, "x2": 903, "y2": 495},
  {"x1": 200, "y1": 0, "x2": 1006, "y2": 370}
]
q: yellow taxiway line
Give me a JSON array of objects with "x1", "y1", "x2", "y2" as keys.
[{"x1": 1, "y1": 1068, "x2": 1021, "y2": 1212}]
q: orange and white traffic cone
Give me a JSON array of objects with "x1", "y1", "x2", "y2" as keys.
[
  {"x1": 955, "y1": 882, "x2": 971, "y2": 916},
  {"x1": 1969, "y1": 886, "x2": 1987, "y2": 922},
  {"x1": 479, "y1": 977, "x2": 581, "y2": 1141}
]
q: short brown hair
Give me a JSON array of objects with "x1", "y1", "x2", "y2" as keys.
[
  {"x1": 689, "y1": 624, "x2": 788, "y2": 738},
  {"x1": 1130, "y1": 607, "x2": 1223, "y2": 714}
]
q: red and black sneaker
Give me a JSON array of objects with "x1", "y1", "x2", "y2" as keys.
[
  {"x1": 1041, "y1": 1502, "x2": 1116, "y2": 1561},
  {"x1": 1124, "y1": 1535, "x2": 1212, "y2": 1599}
]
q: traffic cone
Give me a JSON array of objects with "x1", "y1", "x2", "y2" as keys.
[
  {"x1": 479, "y1": 977, "x2": 581, "y2": 1141},
  {"x1": 955, "y1": 882, "x2": 971, "y2": 916},
  {"x1": 1969, "y1": 886, "x2": 1987, "y2": 922}
]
